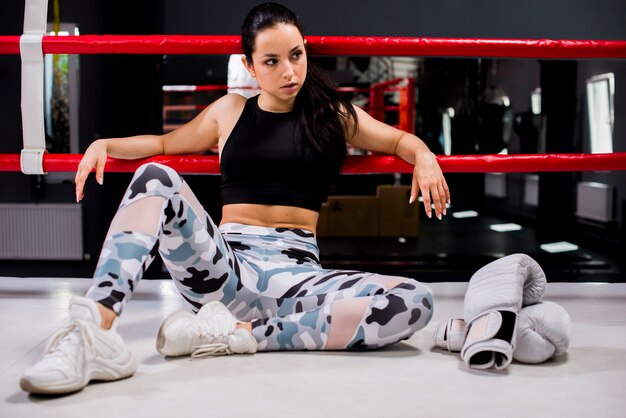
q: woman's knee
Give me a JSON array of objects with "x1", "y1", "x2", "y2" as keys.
[
  {"x1": 133, "y1": 162, "x2": 182, "y2": 185},
  {"x1": 126, "y1": 163, "x2": 183, "y2": 200},
  {"x1": 412, "y1": 282, "x2": 434, "y2": 331},
  {"x1": 391, "y1": 280, "x2": 434, "y2": 333}
]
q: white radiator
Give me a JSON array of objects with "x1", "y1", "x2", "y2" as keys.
[
  {"x1": 576, "y1": 182, "x2": 614, "y2": 223},
  {"x1": 0, "y1": 204, "x2": 83, "y2": 260}
]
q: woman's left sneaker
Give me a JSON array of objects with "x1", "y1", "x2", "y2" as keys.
[{"x1": 156, "y1": 301, "x2": 257, "y2": 357}]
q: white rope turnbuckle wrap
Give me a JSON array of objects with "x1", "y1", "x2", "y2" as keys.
[{"x1": 19, "y1": 0, "x2": 49, "y2": 175}]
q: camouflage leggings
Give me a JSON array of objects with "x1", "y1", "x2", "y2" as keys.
[{"x1": 86, "y1": 163, "x2": 434, "y2": 351}]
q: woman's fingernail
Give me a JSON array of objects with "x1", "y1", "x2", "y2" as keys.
[
  {"x1": 97, "y1": 177, "x2": 103, "y2": 185},
  {"x1": 443, "y1": 208, "x2": 447, "y2": 216}
]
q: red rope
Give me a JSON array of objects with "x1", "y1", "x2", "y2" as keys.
[
  {"x1": 1, "y1": 153, "x2": 625, "y2": 174},
  {"x1": 1, "y1": 35, "x2": 625, "y2": 58}
]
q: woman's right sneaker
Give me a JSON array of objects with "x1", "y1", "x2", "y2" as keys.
[
  {"x1": 20, "y1": 296, "x2": 137, "y2": 395},
  {"x1": 156, "y1": 301, "x2": 257, "y2": 358}
]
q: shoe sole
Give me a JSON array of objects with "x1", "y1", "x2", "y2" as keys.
[
  {"x1": 155, "y1": 310, "x2": 194, "y2": 356},
  {"x1": 20, "y1": 348, "x2": 137, "y2": 395}
]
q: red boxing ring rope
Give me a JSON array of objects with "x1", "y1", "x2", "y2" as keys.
[
  {"x1": 3, "y1": 33, "x2": 626, "y2": 175},
  {"x1": 0, "y1": 35, "x2": 626, "y2": 58},
  {"x1": 0, "y1": 153, "x2": 625, "y2": 174}
]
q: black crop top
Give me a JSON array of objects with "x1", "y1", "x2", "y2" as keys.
[{"x1": 220, "y1": 96, "x2": 337, "y2": 212}]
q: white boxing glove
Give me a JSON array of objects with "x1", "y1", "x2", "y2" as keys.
[
  {"x1": 460, "y1": 254, "x2": 546, "y2": 370},
  {"x1": 435, "y1": 301, "x2": 571, "y2": 364},
  {"x1": 514, "y1": 301, "x2": 571, "y2": 363}
]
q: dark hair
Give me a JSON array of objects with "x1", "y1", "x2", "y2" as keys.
[{"x1": 241, "y1": 2, "x2": 358, "y2": 176}]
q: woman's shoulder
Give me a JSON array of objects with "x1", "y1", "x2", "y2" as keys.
[
  {"x1": 207, "y1": 94, "x2": 250, "y2": 140},
  {"x1": 215, "y1": 93, "x2": 248, "y2": 109},
  {"x1": 206, "y1": 93, "x2": 246, "y2": 123}
]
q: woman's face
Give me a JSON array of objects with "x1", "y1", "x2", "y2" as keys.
[{"x1": 244, "y1": 23, "x2": 307, "y2": 108}]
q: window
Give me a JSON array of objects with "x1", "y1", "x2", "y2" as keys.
[
  {"x1": 531, "y1": 88, "x2": 541, "y2": 115},
  {"x1": 586, "y1": 73, "x2": 614, "y2": 154},
  {"x1": 45, "y1": 24, "x2": 80, "y2": 155},
  {"x1": 44, "y1": 23, "x2": 80, "y2": 183},
  {"x1": 440, "y1": 107, "x2": 454, "y2": 156}
]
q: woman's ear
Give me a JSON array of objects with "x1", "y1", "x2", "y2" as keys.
[{"x1": 241, "y1": 55, "x2": 256, "y2": 78}]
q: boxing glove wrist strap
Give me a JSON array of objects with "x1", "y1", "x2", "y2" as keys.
[{"x1": 461, "y1": 310, "x2": 517, "y2": 370}]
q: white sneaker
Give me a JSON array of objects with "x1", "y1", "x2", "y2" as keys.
[
  {"x1": 20, "y1": 296, "x2": 137, "y2": 395},
  {"x1": 156, "y1": 301, "x2": 257, "y2": 357}
]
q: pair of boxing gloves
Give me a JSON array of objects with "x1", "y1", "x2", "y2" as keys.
[{"x1": 434, "y1": 253, "x2": 571, "y2": 370}]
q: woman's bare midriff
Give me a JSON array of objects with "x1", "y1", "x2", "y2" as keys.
[{"x1": 220, "y1": 203, "x2": 319, "y2": 234}]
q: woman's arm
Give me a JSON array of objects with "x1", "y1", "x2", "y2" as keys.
[
  {"x1": 74, "y1": 94, "x2": 241, "y2": 202},
  {"x1": 347, "y1": 105, "x2": 450, "y2": 219}
]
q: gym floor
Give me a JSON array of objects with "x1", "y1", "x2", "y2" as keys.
[{"x1": 1, "y1": 277, "x2": 625, "y2": 417}]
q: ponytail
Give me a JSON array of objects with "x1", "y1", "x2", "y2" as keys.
[{"x1": 294, "y1": 59, "x2": 358, "y2": 176}]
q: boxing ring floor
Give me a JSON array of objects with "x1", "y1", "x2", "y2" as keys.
[{"x1": 1, "y1": 277, "x2": 625, "y2": 417}]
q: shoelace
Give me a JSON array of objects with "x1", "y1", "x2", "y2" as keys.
[
  {"x1": 190, "y1": 316, "x2": 234, "y2": 358},
  {"x1": 44, "y1": 320, "x2": 95, "y2": 369},
  {"x1": 191, "y1": 342, "x2": 233, "y2": 358}
]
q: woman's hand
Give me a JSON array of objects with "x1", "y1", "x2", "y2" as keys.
[
  {"x1": 75, "y1": 139, "x2": 108, "y2": 202},
  {"x1": 315, "y1": 104, "x2": 451, "y2": 218},
  {"x1": 410, "y1": 151, "x2": 450, "y2": 219}
]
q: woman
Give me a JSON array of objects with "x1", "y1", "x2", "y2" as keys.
[{"x1": 21, "y1": 2, "x2": 450, "y2": 395}]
